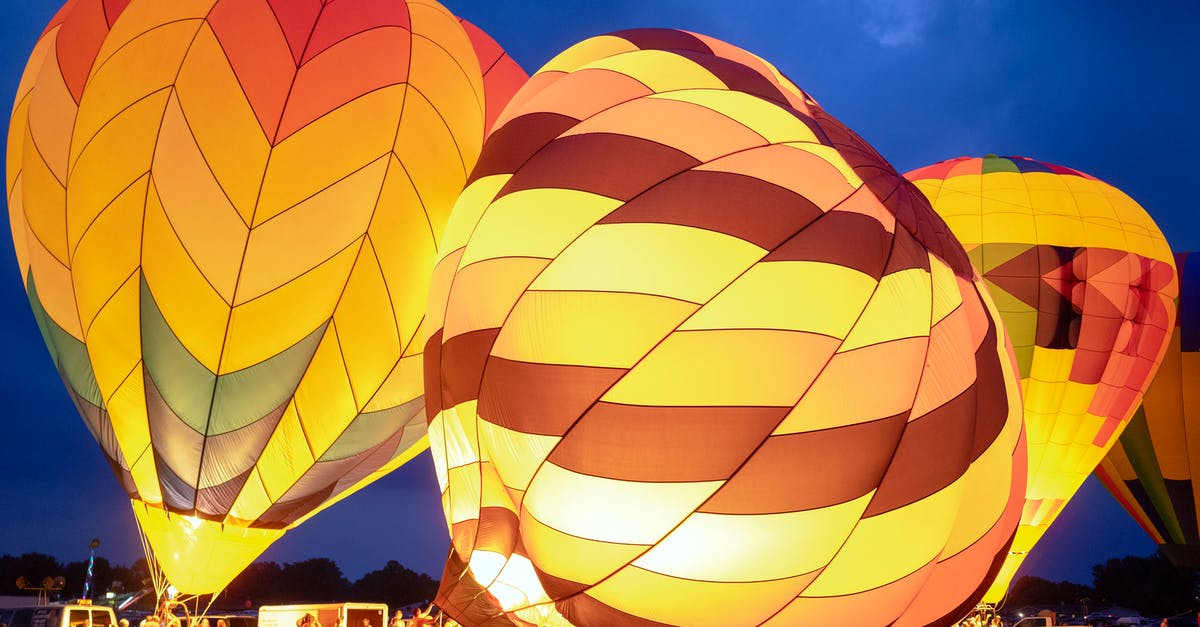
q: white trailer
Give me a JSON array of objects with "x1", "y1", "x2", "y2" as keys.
[{"x1": 257, "y1": 604, "x2": 388, "y2": 627}]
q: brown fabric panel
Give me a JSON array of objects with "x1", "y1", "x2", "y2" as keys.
[
  {"x1": 195, "y1": 467, "x2": 255, "y2": 519},
  {"x1": 971, "y1": 314, "x2": 1011, "y2": 461},
  {"x1": 987, "y1": 273, "x2": 1041, "y2": 312},
  {"x1": 557, "y1": 589, "x2": 676, "y2": 627},
  {"x1": 612, "y1": 28, "x2": 712, "y2": 55},
  {"x1": 477, "y1": 357, "x2": 627, "y2": 436},
  {"x1": 1035, "y1": 279, "x2": 1076, "y2": 350},
  {"x1": 596, "y1": 169, "x2": 822, "y2": 250},
  {"x1": 256, "y1": 480, "x2": 337, "y2": 529},
  {"x1": 700, "y1": 413, "x2": 909, "y2": 514},
  {"x1": 987, "y1": 244, "x2": 1041, "y2": 281},
  {"x1": 674, "y1": 49, "x2": 792, "y2": 108},
  {"x1": 534, "y1": 567, "x2": 591, "y2": 601},
  {"x1": 498, "y1": 133, "x2": 702, "y2": 202},
  {"x1": 436, "y1": 547, "x2": 519, "y2": 627},
  {"x1": 763, "y1": 209, "x2": 892, "y2": 279},
  {"x1": 475, "y1": 506, "x2": 520, "y2": 556},
  {"x1": 862, "y1": 385, "x2": 978, "y2": 518},
  {"x1": 883, "y1": 218, "x2": 932, "y2": 276},
  {"x1": 547, "y1": 403, "x2": 791, "y2": 482},
  {"x1": 440, "y1": 328, "x2": 501, "y2": 410},
  {"x1": 469, "y1": 112, "x2": 580, "y2": 183},
  {"x1": 424, "y1": 329, "x2": 443, "y2": 421}
]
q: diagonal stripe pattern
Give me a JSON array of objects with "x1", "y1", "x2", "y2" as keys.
[
  {"x1": 8, "y1": 0, "x2": 496, "y2": 595},
  {"x1": 425, "y1": 29, "x2": 1027, "y2": 627},
  {"x1": 906, "y1": 155, "x2": 1178, "y2": 602}
]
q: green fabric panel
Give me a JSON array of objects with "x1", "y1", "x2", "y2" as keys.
[
  {"x1": 209, "y1": 321, "x2": 328, "y2": 435},
  {"x1": 981, "y1": 156, "x2": 1019, "y2": 174},
  {"x1": 318, "y1": 395, "x2": 423, "y2": 461},
  {"x1": 1121, "y1": 406, "x2": 1187, "y2": 544},
  {"x1": 140, "y1": 277, "x2": 215, "y2": 434},
  {"x1": 978, "y1": 242, "x2": 1030, "y2": 274},
  {"x1": 26, "y1": 273, "x2": 105, "y2": 408}
]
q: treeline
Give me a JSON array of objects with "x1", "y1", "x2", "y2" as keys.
[
  {"x1": 1008, "y1": 551, "x2": 1198, "y2": 618},
  {"x1": 0, "y1": 554, "x2": 437, "y2": 610}
]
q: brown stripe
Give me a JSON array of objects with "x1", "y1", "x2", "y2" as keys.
[
  {"x1": 862, "y1": 384, "x2": 979, "y2": 518},
  {"x1": 597, "y1": 169, "x2": 822, "y2": 250},
  {"x1": 548, "y1": 403, "x2": 791, "y2": 482},
  {"x1": 534, "y1": 566, "x2": 591, "y2": 601},
  {"x1": 612, "y1": 28, "x2": 713, "y2": 55},
  {"x1": 971, "y1": 314, "x2": 1011, "y2": 461},
  {"x1": 700, "y1": 413, "x2": 909, "y2": 514},
  {"x1": 764, "y1": 209, "x2": 892, "y2": 278},
  {"x1": 470, "y1": 112, "x2": 580, "y2": 183},
  {"x1": 477, "y1": 357, "x2": 627, "y2": 436},
  {"x1": 557, "y1": 589, "x2": 676, "y2": 627},
  {"x1": 883, "y1": 218, "x2": 931, "y2": 275},
  {"x1": 675, "y1": 49, "x2": 793, "y2": 108},
  {"x1": 424, "y1": 329, "x2": 443, "y2": 420},
  {"x1": 257, "y1": 480, "x2": 337, "y2": 528},
  {"x1": 439, "y1": 328, "x2": 501, "y2": 410},
  {"x1": 1035, "y1": 279, "x2": 1076, "y2": 349},
  {"x1": 475, "y1": 506, "x2": 520, "y2": 556},
  {"x1": 196, "y1": 468, "x2": 254, "y2": 519},
  {"x1": 498, "y1": 132, "x2": 702, "y2": 202}
]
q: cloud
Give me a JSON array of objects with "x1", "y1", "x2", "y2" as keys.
[{"x1": 859, "y1": 0, "x2": 939, "y2": 47}]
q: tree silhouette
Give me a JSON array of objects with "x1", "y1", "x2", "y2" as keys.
[
  {"x1": 1092, "y1": 551, "x2": 1198, "y2": 617},
  {"x1": 349, "y1": 561, "x2": 437, "y2": 608}
]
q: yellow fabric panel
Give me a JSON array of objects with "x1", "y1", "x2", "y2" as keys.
[
  {"x1": 1061, "y1": 380, "x2": 1099, "y2": 416},
  {"x1": 492, "y1": 290, "x2": 697, "y2": 368},
  {"x1": 105, "y1": 362, "x2": 154, "y2": 495},
  {"x1": 332, "y1": 241, "x2": 401, "y2": 405},
  {"x1": 523, "y1": 461, "x2": 722, "y2": 545},
  {"x1": 634, "y1": 494, "x2": 873, "y2": 582},
  {"x1": 6, "y1": 20, "x2": 53, "y2": 189},
  {"x1": 979, "y1": 207, "x2": 1037, "y2": 245},
  {"x1": 255, "y1": 402, "x2": 315, "y2": 503},
  {"x1": 23, "y1": 221, "x2": 82, "y2": 338},
  {"x1": 442, "y1": 256, "x2": 550, "y2": 341},
  {"x1": 220, "y1": 242, "x2": 358, "y2": 373},
  {"x1": 141, "y1": 177, "x2": 232, "y2": 372},
  {"x1": 520, "y1": 508, "x2": 648, "y2": 586},
  {"x1": 362, "y1": 353, "x2": 424, "y2": 413},
  {"x1": 369, "y1": 154, "x2": 439, "y2": 346},
  {"x1": 25, "y1": 37, "x2": 74, "y2": 184},
  {"x1": 537, "y1": 35, "x2": 640, "y2": 74},
  {"x1": 478, "y1": 460, "x2": 514, "y2": 511},
  {"x1": 469, "y1": 553, "x2": 553, "y2": 612},
  {"x1": 445, "y1": 463, "x2": 482, "y2": 526},
  {"x1": 841, "y1": 267, "x2": 933, "y2": 352},
  {"x1": 133, "y1": 501, "x2": 282, "y2": 595},
  {"x1": 583, "y1": 49, "x2": 726, "y2": 93},
  {"x1": 776, "y1": 337, "x2": 928, "y2": 434},
  {"x1": 936, "y1": 211, "x2": 984, "y2": 247},
  {"x1": 228, "y1": 468, "x2": 272, "y2": 526},
  {"x1": 405, "y1": 14, "x2": 484, "y2": 168},
  {"x1": 929, "y1": 259, "x2": 965, "y2": 325},
  {"x1": 1029, "y1": 345, "x2": 1074, "y2": 385},
  {"x1": 389, "y1": 87, "x2": 471, "y2": 233},
  {"x1": 20, "y1": 130, "x2": 68, "y2": 263},
  {"x1": 983, "y1": 554, "x2": 1027, "y2": 603},
  {"x1": 477, "y1": 420, "x2": 560, "y2": 493},
  {"x1": 92, "y1": 0, "x2": 215, "y2": 67},
  {"x1": 431, "y1": 402, "x2": 482, "y2": 473},
  {"x1": 586, "y1": 565, "x2": 817, "y2": 627},
  {"x1": 651, "y1": 89, "x2": 820, "y2": 145},
  {"x1": 805, "y1": 475, "x2": 966, "y2": 596},
  {"x1": 254, "y1": 85, "x2": 402, "y2": 226},
  {"x1": 437, "y1": 175, "x2": 509, "y2": 266},
  {"x1": 943, "y1": 427, "x2": 1019, "y2": 557},
  {"x1": 173, "y1": 21, "x2": 270, "y2": 223},
  {"x1": 239, "y1": 156, "x2": 385, "y2": 303},
  {"x1": 293, "y1": 329, "x2": 359, "y2": 454},
  {"x1": 604, "y1": 329, "x2": 841, "y2": 407},
  {"x1": 460, "y1": 189, "x2": 622, "y2": 267},
  {"x1": 85, "y1": 271, "x2": 142, "y2": 406},
  {"x1": 680, "y1": 261, "x2": 876, "y2": 337},
  {"x1": 8, "y1": 180, "x2": 30, "y2": 289},
  {"x1": 530, "y1": 223, "x2": 766, "y2": 303},
  {"x1": 71, "y1": 175, "x2": 146, "y2": 333}
]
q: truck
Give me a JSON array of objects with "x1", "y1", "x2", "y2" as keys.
[
  {"x1": 0, "y1": 601, "x2": 117, "y2": 627},
  {"x1": 257, "y1": 604, "x2": 388, "y2": 627},
  {"x1": 1013, "y1": 618, "x2": 1053, "y2": 627}
]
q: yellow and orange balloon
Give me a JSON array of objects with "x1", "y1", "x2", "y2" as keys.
[
  {"x1": 425, "y1": 29, "x2": 1027, "y2": 627},
  {"x1": 906, "y1": 155, "x2": 1178, "y2": 601},
  {"x1": 7, "y1": 0, "x2": 521, "y2": 595}
]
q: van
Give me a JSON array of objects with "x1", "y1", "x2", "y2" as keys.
[
  {"x1": 3, "y1": 603, "x2": 117, "y2": 627},
  {"x1": 257, "y1": 604, "x2": 387, "y2": 627}
]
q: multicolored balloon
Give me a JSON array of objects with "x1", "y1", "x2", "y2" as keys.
[
  {"x1": 1097, "y1": 252, "x2": 1200, "y2": 567},
  {"x1": 906, "y1": 155, "x2": 1178, "y2": 601},
  {"x1": 458, "y1": 17, "x2": 527, "y2": 135},
  {"x1": 425, "y1": 29, "x2": 1026, "y2": 627},
  {"x1": 9, "y1": 0, "x2": 489, "y2": 594}
]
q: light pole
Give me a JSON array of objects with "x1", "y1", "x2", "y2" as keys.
[{"x1": 82, "y1": 538, "x2": 100, "y2": 600}]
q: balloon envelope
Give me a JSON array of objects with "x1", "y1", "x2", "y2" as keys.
[
  {"x1": 1097, "y1": 252, "x2": 1200, "y2": 567},
  {"x1": 10, "y1": 0, "x2": 487, "y2": 594},
  {"x1": 426, "y1": 29, "x2": 1027, "y2": 627},
  {"x1": 906, "y1": 155, "x2": 1178, "y2": 601}
]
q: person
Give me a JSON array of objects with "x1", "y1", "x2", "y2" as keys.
[
  {"x1": 216, "y1": 620, "x2": 227, "y2": 627},
  {"x1": 118, "y1": 620, "x2": 129, "y2": 627},
  {"x1": 387, "y1": 611, "x2": 402, "y2": 627}
]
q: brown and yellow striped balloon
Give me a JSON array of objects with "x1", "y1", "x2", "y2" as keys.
[
  {"x1": 9, "y1": 0, "x2": 489, "y2": 594},
  {"x1": 425, "y1": 28, "x2": 1027, "y2": 627}
]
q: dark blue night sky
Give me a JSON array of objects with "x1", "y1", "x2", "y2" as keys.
[{"x1": 0, "y1": 1, "x2": 1196, "y2": 587}]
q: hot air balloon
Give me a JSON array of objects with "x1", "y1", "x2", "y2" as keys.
[
  {"x1": 1097, "y1": 252, "x2": 1200, "y2": 567},
  {"x1": 425, "y1": 28, "x2": 1027, "y2": 627},
  {"x1": 906, "y1": 155, "x2": 1178, "y2": 601},
  {"x1": 457, "y1": 17, "x2": 527, "y2": 135},
  {"x1": 9, "y1": 0, "x2": 489, "y2": 597}
]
